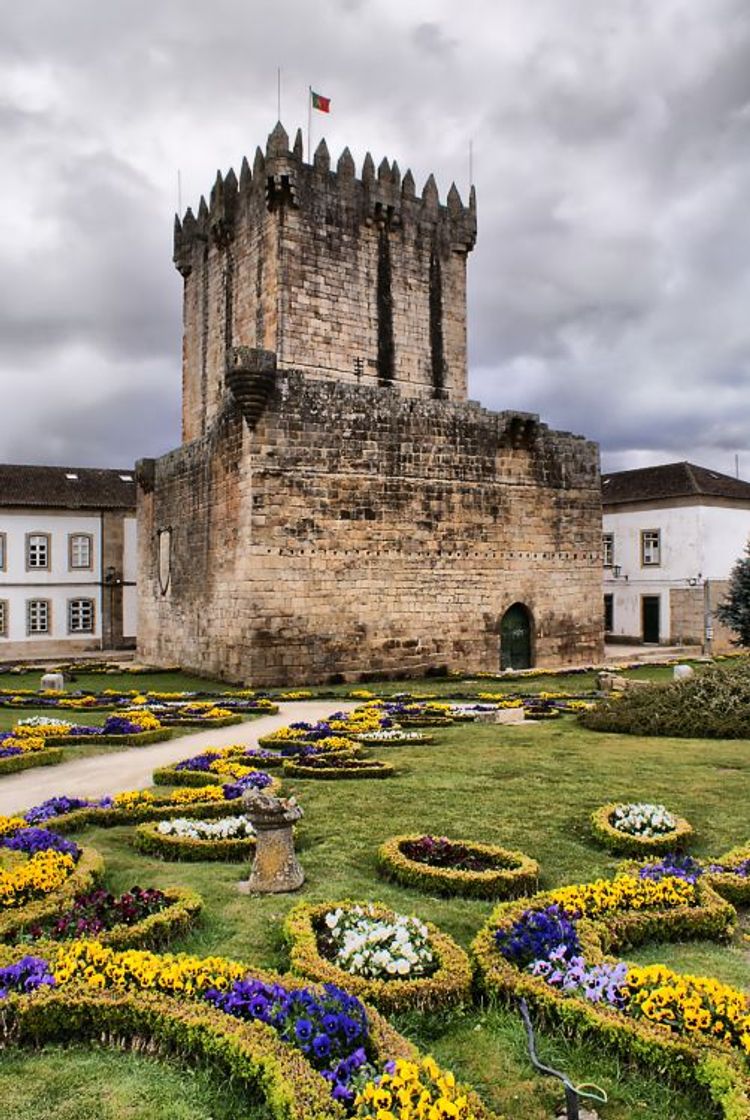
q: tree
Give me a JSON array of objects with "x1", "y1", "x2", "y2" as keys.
[{"x1": 715, "y1": 541, "x2": 750, "y2": 646}]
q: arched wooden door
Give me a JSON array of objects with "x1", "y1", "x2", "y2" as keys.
[{"x1": 500, "y1": 603, "x2": 533, "y2": 670}]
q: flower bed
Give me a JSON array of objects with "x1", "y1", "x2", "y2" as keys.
[
  {"x1": 282, "y1": 756, "x2": 394, "y2": 780},
  {"x1": 352, "y1": 729, "x2": 434, "y2": 746},
  {"x1": 10, "y1": 885, "x2": 201, "y2": 950},
  {"x1": 591, "y1": 802, "x2": 694, "y2": 855},
  {"x1": 377, "y1": 834, "x2": 539, "y2": 899},
  {"x1": 284, "y1": 900, "x2": 472, "y2": 1013},
  {"x1": 0, "y1": 844, "x2": 104, "y2": 942},
  {"x1": 471, "y1": 872, "x2": 748, "y2": 1120},
  {"x1": 135, "y1": 816, "x2": 256, "y2": 862},
  {"x1": 631, "y1": 847, "x2": 750, "y2": 908},
  {"x1": 18, "y1": 777, "x2": 280, "y2": 834},
  {"x1": 0, "y1": 744, "x2": 64, "y2": 776},
  {"x1": 0, "y1": 941, "x2": 498, "y2": 1119},
  {"x1": 153, "y1": 746, "x2": 284, "y2": 787}
]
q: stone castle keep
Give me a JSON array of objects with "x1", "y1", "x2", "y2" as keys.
[{"x1": 137, "y1": 122, "x2": 604, "y2": 685}]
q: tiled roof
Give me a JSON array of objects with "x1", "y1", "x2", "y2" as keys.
[
  {"x1": 0, "y1": 464, "x2": 136, "y2": 510},
  {"x1": 602, "y1": 461, "x2": 750, "y2": 506}
]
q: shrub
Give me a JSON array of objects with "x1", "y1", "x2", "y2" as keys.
[
  {"x1": 377, "y1": 834, "x2": 539, "y2": 899},
  {"x1": 591, "y1": 803, "x2": 694, "y2": 855},
  {"x1": 134, "y1": 818, "x2": 256, "y2": 863},
  {"x1": 284, "y1": 901, "x2": 472, "y2": 1014},
  {"x1": 282, "y1": 757, "x2": 394, "y2": 780},
  {"x1": 580, "y1": 658, "x2": 750, "y2": 738}
]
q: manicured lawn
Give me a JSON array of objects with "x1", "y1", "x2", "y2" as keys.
[
  {"x1": 0, "y1": 1046, "x2": 271, "y2": 1120},
  {"x1": 0, "y1": 670, "x2": 235, "y2": 694},
  {"x1": 14, "y1": 713, "x2": 745, "y2": 1119}
]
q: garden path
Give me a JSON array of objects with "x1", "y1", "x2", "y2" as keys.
[{"x1": 0, "y1": 701, "x2": 355, "y2": 815}]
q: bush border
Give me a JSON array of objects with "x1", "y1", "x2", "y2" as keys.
[
  {"x1": 591, "y1": 803, "x2": 694, "y2": 855},
  {"x1": 282, "y1": 758, "x2": 394, "y2": 780},
  {"x1": 0, "y1": 845, "x2": 104, "y2": 941},
  {"x1": 284, "y1": 899, "x2": 472, "y2": 1013},
  {"x1": 46, "y1": 729, "x2": 174, "y2": 747},
  {"x1": 14, "y1": 886, "x2": 202, "y2": 950},
  {"x1": 706, "y1": 842, "x2": 750, "y2": 907},
  {"x1": 352, "y1": 733, "x2": 435, "y2": 747},
  {"x1": 471, "y1": 884, "x2": 747, "y2": 1120},
  {"x1": 376, "y1": 834, "x2": 539, "y2": 899},
  {"x1": 153, "y1": 755, "x2": 284, "y2": 787},
  {"x1": 0, "y1": 748, "x2": 64, "y2": 776},
  {"x1": 134, "y1": 821, "x2": 256, "y2": 863}
]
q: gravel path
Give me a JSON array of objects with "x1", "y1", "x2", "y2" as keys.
[{"x1": 0, "y1": 701, "x2": 354, "y2": 816}]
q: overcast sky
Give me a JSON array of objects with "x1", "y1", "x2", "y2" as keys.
[{"x1": 2, "y1": 0, "x2": 749, "y2": 476}]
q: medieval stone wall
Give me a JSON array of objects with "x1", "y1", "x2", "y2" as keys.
[{"x1": 138, "y1": 372, "x2": 603, "y2": 685}]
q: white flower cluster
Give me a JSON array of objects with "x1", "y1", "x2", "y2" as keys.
[
  {"x1": 323, "y1": 904, "x2": 435, "y2": 979},
  {"x1": 612, "y1": 803, "x2": 677, "y2": 837},
  {"x1": 357, "y1": 729, "x2": 426, "y2": 743},
  {"x1": 16, "y1": 716, "x2": 74, "y2": 728},
  {"x1": 156, "y1": 815, "x2": 254, "y2": 840}
]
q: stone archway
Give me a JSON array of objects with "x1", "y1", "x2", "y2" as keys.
[{"x1": 500, "y1": 603, "x2": 534, "y2": 670}]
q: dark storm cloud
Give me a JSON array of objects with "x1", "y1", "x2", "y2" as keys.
[{"x1": 1, "y1": 0, "x2": 749, "y2": 474}]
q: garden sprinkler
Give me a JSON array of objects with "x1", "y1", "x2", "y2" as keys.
[{"x1": 517, "y1": 999, "x2": 608, "y2": 1120}]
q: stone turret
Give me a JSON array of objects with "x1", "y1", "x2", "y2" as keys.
[{"x1": 175, "y1": 123, "x2": 477, "y2": 440}]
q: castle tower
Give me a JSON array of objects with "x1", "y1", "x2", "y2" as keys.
[{"x1": 173, "y1": 122, "x2": 477, "y2": 441}]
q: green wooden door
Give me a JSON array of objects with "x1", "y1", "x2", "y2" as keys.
[
  {"x1": 500, "y1": 604, "x2": 533, "y2": 670},
  {"x1": 642, "y1": 596, "x2": 660, "y2": 644}
]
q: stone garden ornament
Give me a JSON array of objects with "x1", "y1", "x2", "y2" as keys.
[{"x1": 239, "y1": 788, "x2": 304, "y2": 893}]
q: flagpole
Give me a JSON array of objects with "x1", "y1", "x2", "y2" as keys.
[
  {"x1": 177, "y1": 169, "x2": 182, "y2": 216},
  {"x1": 277, "y1": 67, "x2": 281, "y2": 121},
  {"x1": 469, "y1": 139, "x2": 473, "y2": 188},
  {"x1": 307, "y1": 86, "x2": 312, "y2": 161}
]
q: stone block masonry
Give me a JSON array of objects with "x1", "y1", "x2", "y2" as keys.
[
  {"x1": 138, "y1": 370, "x2": 603, "y2": 685},
  {"x1": 139, "y1": 123, "x2": 604, "y2": 684}
]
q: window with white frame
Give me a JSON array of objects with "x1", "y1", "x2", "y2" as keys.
[
  {"x1": 602, "y1": 532, "x2": 614, "y2": 568},
  {"x1": 26, "y1": 533, "x2": 50, "y2": 570},
  {"x1": 68, "y1": 598, "x2": 94, "y2": 633},
  {"x1": 69, "y1": 533, "x2": 93, "y2": 570},
  {"x1": 27, "y1": 599, "x2": 50, "y2": 634},
  {"x1": 0, "y1": 600, "x2": 7, "y2": 637},
  {"x1": 641, "y1": 529, "x2": 661, "y2": 567},
  {"x1": 0, "y1": 533, "x2": 6, "y2": 571}
]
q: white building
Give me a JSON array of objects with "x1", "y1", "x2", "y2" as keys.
[
  {"x1": 602, "y1": 462, "x2": 750, "y2": 650},
  {"x1": 0, "y1": 465, "x2": 137, "y2": 660}
]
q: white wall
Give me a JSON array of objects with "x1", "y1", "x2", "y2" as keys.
[
  {"x1": 123, "y1": 515, "x2": 138, "y2": 639},
  {"x1": 0, "y1": 510, "x2": 102, "y2": 645},
  {"x1": 603, "y1": 501, "x2": 750, "y2": 643}
]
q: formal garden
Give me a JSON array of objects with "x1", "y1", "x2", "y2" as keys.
[{"x1": 0, "y1": 657, "x2": 748, "y2": 1119}]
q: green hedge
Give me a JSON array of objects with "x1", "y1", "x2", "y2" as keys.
[
  {"x1": 591, "y1": 803, "x2": 694, "y2": 856},
  {"x1": 153, "y1": 755, "x2": 284, "y2": 787},
  {"x1": 580, "y1": 658, "x2": 750, "y2": 738},
  {"x1": 376, "y1": 834, "x2": 539, "y2": 899},
  {"x1": 0, "y1": 987, "x2": 345, "y2": 1120},
  {"x1": 134, "y1": 821, "x2": 256, "y2": 863},
  {"x1": 19, "y1": 887, "x2": 202, "y2": 951},
  {"x1": 0, "y1": 846, "x2": 104, "y2": 942},
  {"x1": 281, "y1": 759, "x2": 394, "y2": 780},
  {"x1": 472, "y1": 889, "x2": 749, "y2": 1120},
  {"x1": 158, "y1": 715, "x2": 244, "y2": 728},
  {"x1": 0, "y1": 749, "x2": 64, "y2": 776},
  {"x1": 706, "y1": 843, "x2": 750, "y2": 906},
  {"x1": 284, "y1": 900, "x2": 472, "y2": 1014},
  {"x1": 29, "y1": 797, "x2": 247, "y2": 834},
  {"x1": 47, "y1": 729, "x2": 174, "y2": 747}
]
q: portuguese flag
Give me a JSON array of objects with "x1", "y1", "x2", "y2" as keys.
[{"x1": 311, "y1": 90, "x2": 331, "y2": 113}]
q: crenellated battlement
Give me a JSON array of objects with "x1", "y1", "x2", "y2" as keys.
[
  {"x1": 176, "y1": 122, "x2": 477, "y2": 441},
  {"x1": 174, "y1": 122, "x2": 476, "y2": 277}
]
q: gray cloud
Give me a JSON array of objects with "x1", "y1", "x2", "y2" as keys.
[{"x1": 0, "y1": 0, "x2": 749, "y2": 477}]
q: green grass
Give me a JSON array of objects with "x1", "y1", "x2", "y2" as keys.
[
  {"x1": 25, "y1": 713, "x2": 744, "y2": 1118},
  {"x1": 0, "y1": 1045, "x2": 271, "y2": 1120},
  {"x1": 0, "y1": 658, "x2": 721, "y2": 700}
]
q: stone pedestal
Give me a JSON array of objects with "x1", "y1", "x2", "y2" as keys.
[{"x1": 238, "y1": 790, "x2": 304, "y2": 894}]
